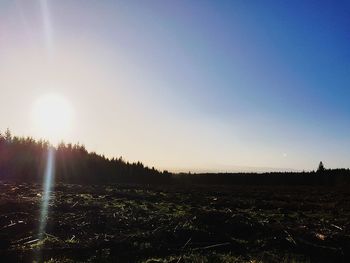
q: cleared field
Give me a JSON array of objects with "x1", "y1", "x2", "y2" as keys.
[{"x1": 0, "y1": 182, "x2": 349, "y2": 262}]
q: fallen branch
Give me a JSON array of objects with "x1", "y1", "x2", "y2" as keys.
[
  {"x1": 45, "y1": 232, "x2": 60, "y2": 240},
  {"x1": 284, "y1": 230, "x2": 297, "y2": 245},
  {"x1": 12, "y1": 236, "x2": 33, "y2": 245},
  {"x1": 23, "y1": 238, "x2": 39, "y2": 245},
  {"x1": 192, "y1": 242, "x2": 231, "y2": 251},
  {"x1": 176, "y1": 238, "x2": 192, "y2": 263},
  {"x1": 331, "y1": 224, "x2": 343, "y2": 231}
]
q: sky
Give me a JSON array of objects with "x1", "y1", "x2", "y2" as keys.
[{"x1": 0, "y1": 0, "x2": 349, "y2": 172}]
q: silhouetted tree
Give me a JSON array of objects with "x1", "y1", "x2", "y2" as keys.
[
  {"x1": 317, "y1": 161, "x2": 325, "y2": 173},
  {"x1": 5, "y1": 128, "x2": 12, "y2": 143}
]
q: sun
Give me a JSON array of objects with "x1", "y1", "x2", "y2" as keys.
[{"x1": 31, "y1": 93, "x2": 74, "y2": 144}]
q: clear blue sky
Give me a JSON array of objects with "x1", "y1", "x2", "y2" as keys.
[{"x1": 0, "y1": 0, "x2": 349, "y2": 171}]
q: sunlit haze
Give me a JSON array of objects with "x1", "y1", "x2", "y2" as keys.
[{"x1": 1, "y1": 1, "x2": 349, "y2": 172}]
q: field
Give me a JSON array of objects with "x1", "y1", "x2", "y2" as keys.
[{"x1": 0, "y1": 182, "x2": 349, "y2": 262}]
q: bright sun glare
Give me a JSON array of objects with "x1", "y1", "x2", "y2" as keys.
[{"x1": 31, "y1": 94, "x2": 73, "y2": 144}]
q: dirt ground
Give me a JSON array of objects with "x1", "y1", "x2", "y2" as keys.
[{"x1": 0, "y1": 182, "x2": 349, "y2": 262}]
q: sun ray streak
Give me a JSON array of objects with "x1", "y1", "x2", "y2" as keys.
[
  {"x1": 38, "y1": 147, "x2": 55, "y2": 239},
  {"x1": 15, "y1": 0, "x2": 34, "y2": 42},
  {"x1": 40, "y1": 0, "x2": 54, "y2": 59}
]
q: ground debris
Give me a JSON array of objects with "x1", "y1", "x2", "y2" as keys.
[{"x1": 0, "y1": 182, "x2": 349, "y2": 262}]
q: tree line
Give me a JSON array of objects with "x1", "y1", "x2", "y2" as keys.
[
  {"x1": 0, "y1": 129, "x2": 171, "y2": 184},
  {"x1": 174, "y1": 161, "x2": 350, "y2": 186},
  {"x1": 1, "y1": 129, "x2": 349, "y2": 186}
]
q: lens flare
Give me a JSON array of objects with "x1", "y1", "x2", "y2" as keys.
[
  {"x1": 38, "y1": 147, "x2": 55, "y2": 239},
  {"x1": 40, "y1": 0, "x2": 54, "y2": 58}
]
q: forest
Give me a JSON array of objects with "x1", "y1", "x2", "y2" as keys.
[
  {"x1": 0, "y1": 129, "x2": 170, "y2": 184},
  {"x1": 1, "y1": 129, "x2": 349, "y2": 186}
]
